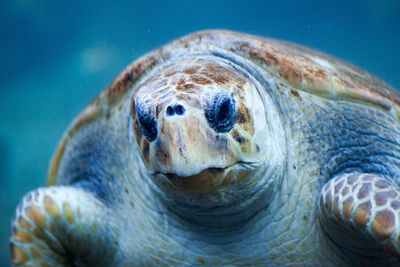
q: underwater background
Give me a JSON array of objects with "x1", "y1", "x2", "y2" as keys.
[{"x1": 0, "y1": 0, "x2": 399, "y2": 265}]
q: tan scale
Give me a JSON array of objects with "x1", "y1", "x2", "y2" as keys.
[{"x1": 9, "y1": 30, "x2": 400, "y2": 266}]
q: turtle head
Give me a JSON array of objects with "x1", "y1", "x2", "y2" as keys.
[{"x1": 131, "y1": 56, "x2": 285, "y2": 212}]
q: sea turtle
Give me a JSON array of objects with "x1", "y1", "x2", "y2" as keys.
[{"x1": 10, "y1": 30, "x2": 400, "y2": 266}]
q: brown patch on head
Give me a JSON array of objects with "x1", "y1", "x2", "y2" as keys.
[
  {"x1": 155, "y1": 103, "x2": 164, "y2": 118},
  {"x1": 236, "y1": 105, "x2": 250, "y2": 124},
  {"x1": 181, "y1": 83, "x2": 196, "y2": 91},
  {"x1": 153, "y1": 135, "x2": 172, "y2": 168},
  {"x1": 141, "y1": 138, "x2": 150, "y2": 163},
  {"x1": 106, "y1": 55, "x2": 158, "y2": 106},
  {"x1": 176, "y1": 79, "x2": 185, "y2": 90},
  {"x1": 190, "y1": 75, "x2": 212, "y2": 85},
  {"x1": 233, "y1": 85, "x2": 246, "y2": 102},
  {"x1": 130, "y1": 98, "x2": 137, "y2": 119},
  {"x1": 164, "y1": 69, "x2": 178, "y2": 77},
  {"x1": 231, "y1": 129, "x2": 250, "y2": 153},
  {"x1": 175, "y1": 79, "x2": 197, "y2": 93},
  {"x1": 132, "y1": 119, "x2": 141, "y2": 146},
  {"x1": 236, "y1": 104, "x2": 254, "y2": 135},
  {"x1": 201, "y1": 64, "x2": 231, "y2": 84},
  {"x1": 231, "y1": 129, "x2": 245, "y2": 144},
  {"x1": 183, "y1": 66, "x2": 200, "y2": 75}
]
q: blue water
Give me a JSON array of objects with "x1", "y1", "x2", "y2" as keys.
[{"x1": 1, "y1": 0, "x2": 399, "y2": 265}]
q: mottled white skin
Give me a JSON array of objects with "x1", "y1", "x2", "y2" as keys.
[{"x1": 10, "y1": 30, "x2": 400, "y2": 266}]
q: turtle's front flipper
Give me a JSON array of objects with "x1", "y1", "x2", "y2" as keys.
[
  {"x1": 10, "y1": 186, "x2": 119, "y2": 266},
  {"x1": 319, "y1": 173, "x2": 400, "y2": 260}
]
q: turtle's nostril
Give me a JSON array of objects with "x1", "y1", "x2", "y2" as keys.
[
  {"x1": 166, "y1": 104, "x2": 185, "y2": 116},
  {"x1": 166, "y1": 106, "x2": 175, "y2": 116},
  {"x1": 175, "y1": 104, "x2": 185, "y2": 115}
]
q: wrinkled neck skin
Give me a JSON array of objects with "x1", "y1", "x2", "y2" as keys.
[
  {"x1": 133, "y1": 53, "x2": 287, "y2": 230},
  {"x1": 139, "y1": 132, "x2": 285, "y2": 231}
]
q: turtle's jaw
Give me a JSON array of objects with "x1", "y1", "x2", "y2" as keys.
[
  {"x1": 153, "y1": 160, "x2": 259, "y2": 194},
  {"x1": 150, "y1": 160, "x2": 275, "y2": 227}
]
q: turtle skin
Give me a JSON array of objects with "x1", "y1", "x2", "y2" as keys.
[{"x1": 10, "y1": 30, "x2": 400, "y2": 266}]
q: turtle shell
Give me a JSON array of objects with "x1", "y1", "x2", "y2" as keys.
[{"x1": 47, "y1": 29, "x2": 399, "y2": 184}]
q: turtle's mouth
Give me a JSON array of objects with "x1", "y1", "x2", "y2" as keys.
[{"x1": 153, "y1": 161, "x2": 258, "y2": 193}]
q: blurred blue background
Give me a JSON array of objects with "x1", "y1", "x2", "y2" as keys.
[{"x1": 0, "y1": 0, "x2": 399, "y2": 265}]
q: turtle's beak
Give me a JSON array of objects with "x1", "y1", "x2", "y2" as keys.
[{"x1": 155, "y1": 161, "x2": 259, "y2": 193}]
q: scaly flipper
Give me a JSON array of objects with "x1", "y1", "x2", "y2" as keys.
[
  {"x1": 319, "y1": 173, "x2": 400, "y2": 259},
  {"x1": 10, "y1": 186, "x2": 119, "y2": 266}
]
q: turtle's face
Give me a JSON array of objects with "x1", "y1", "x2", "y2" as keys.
[{"x1": 131, "y1": 57, "x2": 270, "y2": 195}]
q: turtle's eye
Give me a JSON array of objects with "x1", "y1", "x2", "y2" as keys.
[
  {"x1": 204, "y1": 92, "x2": 236, "y2": 133},
  {"x1": 135, "y1": 102, "x2": 158, "y2": 142}
]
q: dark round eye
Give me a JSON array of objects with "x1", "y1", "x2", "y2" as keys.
[
  {"x1": 204, "y1": 92, "x2": 236, "y2": 133},
  {"x1": 135, "y1": 102, "x2": 158, "y2": 142}
]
